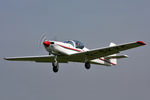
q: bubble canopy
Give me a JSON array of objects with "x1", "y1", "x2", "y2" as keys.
[{"x1": 64, "y1": 40, "x2": 84, "y2": 49}]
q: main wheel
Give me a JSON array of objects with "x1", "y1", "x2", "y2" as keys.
[
  {"x1": 85, "y1": 62, "x2": 91, "y2": 69},
  {"x1": 52, "y1": 61, "x2": 59, "y2": 73}
]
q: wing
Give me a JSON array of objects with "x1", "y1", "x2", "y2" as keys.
[
  {"x1": 4, "y1": 55, "x2": 68, "y2": 63},
  {"x1": 68, "y1": 41, "x2": 146, "y2": 62},
  {"x1": 4, "y1": 41, "x2": 146, "y2": 64}
]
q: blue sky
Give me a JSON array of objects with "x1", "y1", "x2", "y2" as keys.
[{"x1": 0, "y1": 0, "x2": 150, "y2": 100}]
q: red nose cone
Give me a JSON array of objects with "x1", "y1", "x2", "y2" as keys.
[{"x1": 43, "y1": 41, "x2": 51, "y2": 47}]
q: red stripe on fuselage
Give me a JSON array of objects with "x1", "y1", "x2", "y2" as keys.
[
  {"x1": 57, "y1": 44, "x2": 82, "y2": 52},
  {"x1": 99, "y1": 58, "x2": 116, "y2": 66}
]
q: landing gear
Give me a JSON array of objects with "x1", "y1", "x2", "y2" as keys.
[
  {"x1": 85, "y1": 62, "x2": 91, "y2": 69},
  {"x1": 52, "y1": 61, "x2": 59, "y2": 73},
  {"x1": 52, "y1": 56, "x2": 59, "y2": 73}
]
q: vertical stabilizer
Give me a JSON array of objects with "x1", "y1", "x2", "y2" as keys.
[{"x1": 110, "y1": 42, "x2": 116, "y2": 47}]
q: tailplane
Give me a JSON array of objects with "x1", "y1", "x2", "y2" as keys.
[
  {"x1": 105, "y1": 42, "x2": 128, "y2": 66},
  {"x1": 108, "y1": 43, "x2": 117, "y2": 65}
]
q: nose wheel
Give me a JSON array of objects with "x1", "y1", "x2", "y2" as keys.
[{"x1": 52, "y1": 61, "x2": 59, "y2": 72}]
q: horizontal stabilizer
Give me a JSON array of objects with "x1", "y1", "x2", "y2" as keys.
[{"x1": 104, "y1": 55, "x2": 128, "y2": 59}]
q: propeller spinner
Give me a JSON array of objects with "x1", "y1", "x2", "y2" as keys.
[{"x1": 43, "y1": 41, "x2": 51, "y2": 47}]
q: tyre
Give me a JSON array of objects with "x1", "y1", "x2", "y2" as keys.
[
  {"x1": 52, "y1": 61, "x2": 59, "y2": 73},
  {"x1": 85, "y1": 62, "x2": 91, "y2": 69}
]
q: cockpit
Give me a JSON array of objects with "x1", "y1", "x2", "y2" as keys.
[{"x1": 64, "y1": 40, "x2": 84, "y2": 49}]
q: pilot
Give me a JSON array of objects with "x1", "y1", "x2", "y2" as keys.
[{"x1": 77, "y1": 42, "x2": 80, "y2": 47}]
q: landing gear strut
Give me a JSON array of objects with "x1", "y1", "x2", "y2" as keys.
[
  {"x1": 85, "y1": 62, "x2": 91, "y2": 69},
  {"x1": 52, "y1": 56, "x2": 59, "y2": 73}
]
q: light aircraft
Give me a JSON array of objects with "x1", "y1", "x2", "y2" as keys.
[{"x1": 4, "y1": 37, "x2": 146, "y2": 73}]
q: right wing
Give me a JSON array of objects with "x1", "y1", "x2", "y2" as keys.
[
  {"x1": 4, "y1": 55, "x2": 68, "y2": 63},
  {"x1": 68, "y1": 41, "x2": 146, "y2": 62}
]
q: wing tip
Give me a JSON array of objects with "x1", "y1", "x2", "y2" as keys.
[
  {"x1": 3, "y1": 57, "x2": 9, "y2": 60},
  {"x1": 3, "y1": 57, "x2": 14, "y2": 60},
  {"x1": 137, "y1": 41, "x2": 146, "y2": 45},
  {"x1": 3, "y1": 57, "x2": 7, "y2": 60}
]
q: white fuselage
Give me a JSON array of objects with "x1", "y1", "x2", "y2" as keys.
[
  {"x1": 44, "y1": 40, "x2": 112, "y2": 66},
  {"x1": 46, "y1": 41, "x2": 85, "y2": 55}
]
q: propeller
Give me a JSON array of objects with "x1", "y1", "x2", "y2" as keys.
[
  {"x1": 39, "y1": 33, "x2": 59, "y2": 48},
  {"x1": 39, "y1": 33, "x2": 47, "y2": 48},
  {"x1": 38, "y1": 33, "x2": 59, "y2": 55}
]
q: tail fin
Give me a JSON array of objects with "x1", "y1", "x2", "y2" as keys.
[{"x1": 108, "y1": 42, "x2": 117, "y2": 65}]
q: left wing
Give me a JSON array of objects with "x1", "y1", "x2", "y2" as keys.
[
  {"x1": 4, "y1": 55, "x2": 68, "y2": 63},
  {"x1": 68, "y1": 41, "x2": 146, "y2": 62}
]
